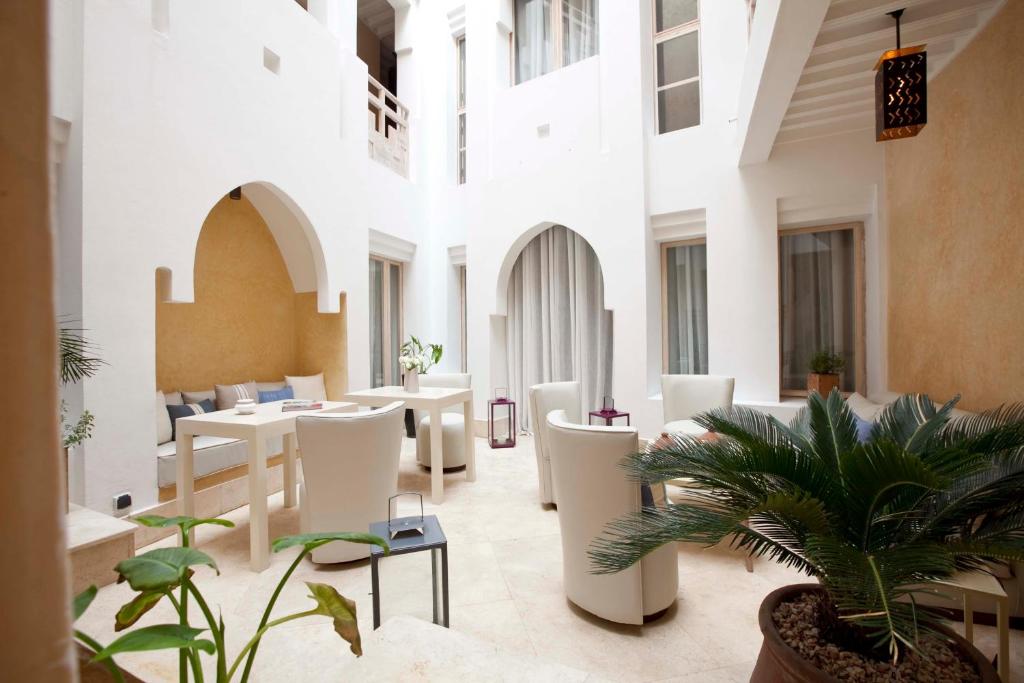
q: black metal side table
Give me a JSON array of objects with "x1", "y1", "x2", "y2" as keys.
[{"x1": 369, "y1": 514, "x2": 449, "y2": 629}]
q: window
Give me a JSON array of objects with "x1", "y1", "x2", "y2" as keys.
[
  {"x1": 456, "y1": 35, "x2": 467, "y2": 184},
  {"x1": 779, "y1": 223, "x2": 865, "y2": 396},
  {"x1": 654, "y1": 0, "x2": 700, "y2": 134},
  {"x1": 662, "y1": 240, "x2": 708, "y2": 374},
  {"x1": 369, "y1": 256, "x2": 403, "y2": 387},
  {"x1": 514, "y1": 0, "x2": 599, "y2": 84},
  {"x1": 459, "y1": 265, "x2": 467, "y2": 372}
]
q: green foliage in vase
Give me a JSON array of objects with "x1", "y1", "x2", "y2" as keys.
[
  {"x1": 72, "y1": 516, "x2": 389, "y2": 682},
  {"x1": 398, "y1": 335, "x2": 443, "y2": 374},
  {"x1": 589, "y1": 391, "x2": 1024, "y2": 662},
  {"x1": 809, "y1": 350, "x2": 845, "y2": 375}
]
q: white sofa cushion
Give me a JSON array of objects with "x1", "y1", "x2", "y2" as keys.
[
  {"x1": 157, "y1": 435, "x2": 283, "y2": 488},
  {"x1": 286, "y1": 373, "x2": 327, "y2": 401},
  {"x1": 156, "y1": 391, "x2": 173, "y2": 445},
  {"x1": 163, "y1": 390, "x2": 183, "y2": 406},
  {"x1": 662, "y1": 419, "x2": 706, "y2": 436}
]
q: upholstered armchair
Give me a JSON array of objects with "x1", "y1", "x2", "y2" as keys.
[
  {"x1": 414, "y1": 373, "x2": 472, "y2": 470},
  {"x1": 661, "y1": 374, "x2": 735, "y2": 435},
  {"x1": 296, "y1": 401, "x2": 404, "y2": 563},
  {"x1": 527, "y1": 381, "x2": 582, "y2": 505},
  {"x1": 545, "y1": 410, "x2": 678, "y2": 624}
]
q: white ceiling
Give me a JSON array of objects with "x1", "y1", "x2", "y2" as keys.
[
  {"x1": 358, "y1": 0, "x2": 395, "y2": 50},
  {"x1": 776, "y1": 0, "x2": 1004, "y2": 146}
]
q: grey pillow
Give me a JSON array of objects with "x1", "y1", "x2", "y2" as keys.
[
  {"x1": 182, "y1": 389, "x2": 216, "y2": 405},
  {"x1": 163, "y1": 390, "x2": 183, "y2": 406},
  {"x1": 214, "y1": 381, "x2": 258, "y2": 410}
]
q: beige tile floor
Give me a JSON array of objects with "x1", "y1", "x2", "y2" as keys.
[{"x1": 77, "y1": 435, "x2": 1022, "y2": 682}]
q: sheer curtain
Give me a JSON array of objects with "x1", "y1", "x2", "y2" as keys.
[
  {"x1": 515, "y1": 0, "x2": 551, "y2": 83},
  {"x1": 562, "y1": 0, "x2": 599, "y2": 66},
  {"x1": 506, "y1": 226, "x2": 613, "y2": 430},
  {"x1": 779, "y1": 229, "x2": 855, "y2": 391},
  {"x1": 665, "y1": 243, "x2": 708, "y2": 374},
  {"x1": 369, "y1": 259, "x2": 384, "y2": 387}
]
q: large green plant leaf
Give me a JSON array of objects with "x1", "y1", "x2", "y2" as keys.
[
  {"x1": 116, "y1": 547, "x2": 218, "y2": 591},
  {"x1": 272, "y1": 531, "x2": 389, "y2": 555},
  {"x1": 872, "y1": 394, "x2": 958, "y2": 454},
  {"x1": 73, "y1": 585, "x2": 98, "y2": 620},
  {"x1": 92, "y1": 624, "x2": 215, "y2": 662},
  {"x1": 304, "y1": 582, "x2": 362, "y2": 656},
  {"x1": 114, "y1": 591, "x2": 166, "y2": 632},
  {"x1": 806, "y1": 390, "x2": 859, "y2": 471},
  {"x1": 134, "y1": 514, "x2": 235, "y2": 535}
]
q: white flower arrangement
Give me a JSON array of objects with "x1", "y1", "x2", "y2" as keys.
[{"x1": 398, "y1": 335, "x2": 443, "y2": 375}]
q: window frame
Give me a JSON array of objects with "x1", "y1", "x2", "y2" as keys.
[
  {"x1": 777, "y1": 222, "x2": 866, "y2": 398},
  {"x1": 513, "y1": 0, "x2": 599, "y2": 85},
  {"x1": 370, "y1": 255, "x2": 404, "y2": 387},
  {"x1": 456, "y1": 34, "x2": 467, "y2": 185},
  {"x1": 458, "y1": 265, "x2": 468, "y2": 373},
  {"x1": 660, "y1": 236, "x2": 707, "y2": 373},
  {"x1": 653, "y1": 0, "x2": 702, "y2": 135}
]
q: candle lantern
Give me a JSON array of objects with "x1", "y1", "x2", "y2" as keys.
[
  {"x1": 488, "y1": 388, "x2": 516, "y2": 448},
  {"x1": 875, "y1": 9, "x2": 927, "y2": 142}
]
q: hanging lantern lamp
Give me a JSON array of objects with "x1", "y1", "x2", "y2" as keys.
[{"x1": 874, "y1": 9, "x2": 927, "y2": 142}]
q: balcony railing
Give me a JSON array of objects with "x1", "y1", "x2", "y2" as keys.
[{"x1": 367, "y1": 75, "x2": 410, "y2": 178}]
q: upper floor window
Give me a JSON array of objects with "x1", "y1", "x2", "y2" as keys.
[
  {"x1": 655, "y1": 0, "x2": 701, "y2": 134},
  {"x1": 457, "y1": 35, "x2": 467, "y2": 184},
  {"x1": 515, "y1": 0, "x2": 599, "y2": 84},
  {"x1": 662, "y1": 239, "x2": 708, "y2": 374}
]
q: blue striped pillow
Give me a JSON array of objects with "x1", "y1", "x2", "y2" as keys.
[
  {"x1": 258, "y1": 386, "x2": 295, "y2": 403},
  {"x1": 166, "y1": 399, "x2": 215, "y2": 440}
]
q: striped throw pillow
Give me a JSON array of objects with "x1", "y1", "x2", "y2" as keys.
[
  {"x1": 167, "y1": 399, "x2": 215, "y2": 440},
  {"x1": 214, "y1": 382, "x2": 258, "y2": 410}
]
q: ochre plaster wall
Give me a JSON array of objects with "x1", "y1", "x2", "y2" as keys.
[
  {"x1": 156, "y1": 196, "x2": 347, "y2": 398},
  {"x1": 886, "y1": 0, "x2": 1024, "y2": 411}
]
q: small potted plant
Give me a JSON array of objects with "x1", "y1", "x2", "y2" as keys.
[
  {"x1": 807, "y1": 349, "x2": 844, "y2": 396},
  {"x1": 590, "y1": 391, "x2": 1024, "y2": 682},
  {"x1": 59, "y1": 320, "x2": 105, "y2": 512},
  {"x1": 398, "y1": 335, "x2": 442, "y2": 393}
]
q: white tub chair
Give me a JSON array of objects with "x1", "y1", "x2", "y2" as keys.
[
  {"x1": 415, "y1": 373, "x2": 472, "y2": 470},
  {"x1": 296, "y1": 401, "x2": 405, "y2": 563},
  {"x1": 527, "y1": 381, "x2": 581, "y2": 505},
  {"x1": 661, "y1": 374, "x2": 735, "y2": 435},
  {"x1": 545, "y1": 410, "x2": 678, "y2": 624}
]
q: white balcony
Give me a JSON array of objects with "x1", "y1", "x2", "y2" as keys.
[{"x1": 367, "y1": 75, "x2": 409, "y2": 178}]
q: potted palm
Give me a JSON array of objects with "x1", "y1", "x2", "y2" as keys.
[
  {"x1": 590, "y1": 391, "x2": 1024, "y2": 682},
  {"x1": 807, "y1": 350, "x2": 845, "y2": 396},
  {"x1": 59, "y1": 321, "x2": 105, "y2": 511}
]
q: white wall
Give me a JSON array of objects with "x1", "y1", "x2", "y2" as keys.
[{"x1": 59, "y1": 0, "x2": 889, "y2": 512}]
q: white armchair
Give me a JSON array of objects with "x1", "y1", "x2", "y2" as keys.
[
  {"x1": 528, "y1": 381, "x2": 581, "y2": 505},
  {"x1": 661, "y1": 374, "x2": 735, "y2": 435},
  {"x1": 545, "y1": 410, "x2": 678, "y2": 624},
  {"x1": 296, "y1": 401, "x2": 405, "y2": 564},
  {"x1": 415, "y1": 373, "x2": 472, "y2": 470}
]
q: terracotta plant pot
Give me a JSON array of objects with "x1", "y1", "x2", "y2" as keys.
[
  {"x1": 751, "y1": 584, "x2": 999, "y2": 683},
  {"x1": 806, "y1": 373, "x2": 840, "y2": 397}
]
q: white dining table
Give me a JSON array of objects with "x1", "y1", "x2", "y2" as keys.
[
  {"x1": 344, "y1": 386, "x2": 476, "y2": 504},
  {"x1": 175, "y1": 399, "x2": 356, "y2": 571}
]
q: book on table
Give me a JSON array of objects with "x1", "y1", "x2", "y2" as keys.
[{"x1": 281, "y1": 399, "x2": 323, "y2": 412}]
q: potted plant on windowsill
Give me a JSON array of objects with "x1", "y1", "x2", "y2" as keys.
[
  {"x1": 399, "y1": 335, "x2": 442, "y2": 393},
  {"x1": 590, "y1": 391, "x2": 1024, "y2": 682},
  {"x1": 807, "y1": 350, "x2": 845, "y2": 396}
]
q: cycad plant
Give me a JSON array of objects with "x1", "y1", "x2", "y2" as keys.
[{"x1": 589, "y1": 391, "x2": 1024, "y2": 662}]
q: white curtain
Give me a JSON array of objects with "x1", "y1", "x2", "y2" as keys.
[
  {"x1": 369, "y1": 259, "x2": 384, "y2": 387},
  {"x1": 665, "y1": 243, "x2": 708, "y2": 374},
  {"x1": 779, "y1": 229, "x2": 855, "y2": 391},
  {"x1": 562, "y1": 0, "x2": 598, "y2": 66},
  {"x1": 506, "y1": 226, "x2": 613, "y2": 430},
  {"x1": 515, "y1": 0, "x2": 551, "y2": 83}
]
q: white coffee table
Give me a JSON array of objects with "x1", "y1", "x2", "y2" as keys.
[
  {"x1": 344, "y1": 386, "x2": 475, "y2": 504},
  {"x1": 175, "y1": 400, "x2": 356, "y2": 571}
]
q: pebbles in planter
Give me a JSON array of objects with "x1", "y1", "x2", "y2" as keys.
[{"x1": 772, "y1": 592, "x2": 981, "y2": 683}]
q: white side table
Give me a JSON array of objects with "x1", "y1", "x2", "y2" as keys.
[{"x1": 934, "y1": 570, "x2": 1010, "y2": 682}]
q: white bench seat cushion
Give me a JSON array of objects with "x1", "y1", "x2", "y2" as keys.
[{"x1": 157, "y1": 435, "x2": 283, "y2": 487}]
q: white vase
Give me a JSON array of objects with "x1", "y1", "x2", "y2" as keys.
[{"x1": 404, "y1": 369, "x2": 419, "y2": 393}]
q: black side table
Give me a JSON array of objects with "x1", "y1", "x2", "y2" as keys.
[{"x1": 369, "y1": 514, "x2": 449, "y2": 629}]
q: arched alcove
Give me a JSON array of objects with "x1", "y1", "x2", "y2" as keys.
[
  {"x1": 155, "y1": 188, "x2": 347, "y2": 399},
  {"x1": 500, "y1": 225, "x2": 613, "y2": 429}
]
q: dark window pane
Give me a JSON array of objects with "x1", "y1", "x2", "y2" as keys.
[
  {"x1": 656, "y1": 30, "x2": 699, "y2": 86},
  {"x1": 658, "y1": 80, "x2": 700, "y2": 133},
  {"x1": 656, "y1": 0, "x2": 698, "y2": 33}
]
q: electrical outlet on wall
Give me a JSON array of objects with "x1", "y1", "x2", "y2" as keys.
[{"x1": 113, "y1": 492, "x2": 132, "y2": 515}]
